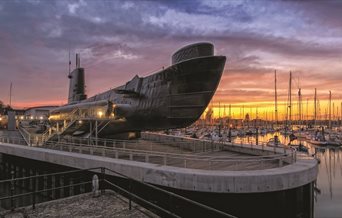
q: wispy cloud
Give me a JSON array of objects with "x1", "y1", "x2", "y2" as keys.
[{"x1": 1, "y1": 0, "x2": 342, "y2": 107}]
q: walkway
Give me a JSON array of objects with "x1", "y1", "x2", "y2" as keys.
[{"x1": 0, "y1": 191, "x2": 157, "y2": 218}]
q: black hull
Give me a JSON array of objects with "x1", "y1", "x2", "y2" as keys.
[
  {"x1": 100, "y1": 55, "x2": 225, "y2": 136},
  {"x1": 50, "y1": 43, "x2": 226, "y2": 137}
]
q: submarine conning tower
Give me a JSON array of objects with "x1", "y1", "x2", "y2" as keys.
[
  {"x1": 68, "y1": 53, "x2": 87, "y2": 104},
  {"x1": 172, "y1": 42, "x2": 214, "y2": 65}
]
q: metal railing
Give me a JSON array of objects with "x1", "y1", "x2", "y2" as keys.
[
  {"x1": 0, "y1": 136, "x2": 27, "y2": 145},
  {"x1": 47, "y1": 135, "x2": 224, "y2": 154},
  {"x1": 42, "y1": 141, "x2": 294, "y2": 170},
  {"x1": 0, "y1": 167, "x2": 237, "y2": 218},
  {"x1": 0, "y1": 134, "x2": 296, "y2": 170},
  {"x1": 18, "y1": 126, "x2": 47, "y2": 147}
]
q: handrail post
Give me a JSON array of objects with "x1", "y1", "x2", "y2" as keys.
[
  {"x1": 102, "y1": 147, "x2": 105, "y2": 156},
  {"x1": 279, "y1": 158, "x2": 283, "y2": 167},
  {"x1": 10, "y1": 170, "x2": 15, "y2": 211},
  {"x1": 128, "y1": 178, "x2": 132, "y2": 210},
  {"x1": 101, "y1": 167, "x2": 105, "y2": 195},
  {"x1": 32, "y1": 173, "x2": 37, "y2": 209}
]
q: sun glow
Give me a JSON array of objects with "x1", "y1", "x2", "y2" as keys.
[{"x1": 206, "y1": 99, "x2": 342, "y2": 121}]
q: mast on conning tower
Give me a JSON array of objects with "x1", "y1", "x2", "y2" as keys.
[
  {"x1": 67, "y1": 53, "x2": 86, "y2": 104},
  {"x1": 68, "y1": 49, "x2": 71, "y2": 78}
]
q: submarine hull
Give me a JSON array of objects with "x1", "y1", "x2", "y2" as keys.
[
  {"x1": 49, "y1": 43, "x2": 226, "y2": 138},
  {"x1": 99, "y1": 55, "x2": 226, "y2": 136}
]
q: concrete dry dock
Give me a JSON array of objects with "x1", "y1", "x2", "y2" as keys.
[
  {"x1": 0, "y1": 131, "x2": 317, "y2": 192},
  {"x1": 0, "y1": 131, "x2": 318, "y2": 218}
]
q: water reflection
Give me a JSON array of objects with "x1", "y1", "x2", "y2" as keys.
[{"x1": 232, "y1": 133, "x2": 342, "y2": 218}]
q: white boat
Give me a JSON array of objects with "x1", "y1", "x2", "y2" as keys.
[
  {"x1": 308, "y1": 136, "x2": 328, "y2": 146},
  {"x1": 267, "y1": 136, "x2": 285, "y2": 147}
]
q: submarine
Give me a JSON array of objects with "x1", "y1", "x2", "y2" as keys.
[{"x1": 49, "y1": 42, "x2": 226, "y2": 138}]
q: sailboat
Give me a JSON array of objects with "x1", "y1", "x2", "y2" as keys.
[{"x1": 268, "y1": 70, "x2": 286, "y2": 148}]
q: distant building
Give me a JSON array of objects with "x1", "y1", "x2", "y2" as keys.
[
  {"x1": 24, "y1": 106, "x2": 58, "y2": 120},
  {"x1": 7, "y1": 111, "x2": 16, "y2": 131}
]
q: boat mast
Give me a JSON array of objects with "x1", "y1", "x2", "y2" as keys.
[
  {"x1": 274, "y1": 70, "x2": 278, "y2": 126},
  {"x1": 333, "y1": 102, "x2": 335, "y2": 125},
  {"x1": 306, "y1": 98, "x2": 309, "y2": 127},
  {"x1": 329, "y1": 91, "x2": 332, "y2": 129},
  {"x1": 314, "y1": 88, "x2": 317, "y2": 126},
  {"x1": 68, "y1": 48, "x2": 72, "y2": 79},
  {"x1": 287, "y1": 71, "x2": 292, "y2": 129},
  {"x1": 298, "y1": 88, "x2": 302, "y2": 125},
  {"x1": 9, "y1": 82, "x2": 12, "y2": 108},
  {"x1": 218, "y1": 101, "x2": 221, "y2": 119},
  {"x1": 229, "y1": 104, "x2": 231, "y2": 119},
  {"x1": 223, "y1": 104, "x2": 226, "y2": 118}
]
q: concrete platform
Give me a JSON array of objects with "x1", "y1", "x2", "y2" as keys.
[{"x1": 0, "y1": 141, "x2": 318, "y2": 193}]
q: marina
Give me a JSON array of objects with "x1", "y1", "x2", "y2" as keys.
[{"x1": 1, "y1": 1, "x2": 342, "y2": 217}]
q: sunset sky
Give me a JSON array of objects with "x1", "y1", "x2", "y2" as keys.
[{"x1": 1, "y1": 0, "x2": 342, "y2": 119}]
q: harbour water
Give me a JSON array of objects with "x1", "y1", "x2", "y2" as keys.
[
  {"x1": 314, "y1": 146, "x2": 342, "y2": 218},
  {"x1": 232, "y1": 133, "x2": 342, "y2": 218}
]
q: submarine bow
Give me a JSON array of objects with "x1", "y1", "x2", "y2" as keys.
[{"x1": 50, "y1": 42, "x2": 226, "y2": 137}]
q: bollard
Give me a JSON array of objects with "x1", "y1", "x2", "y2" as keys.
[{"x1": 92, "y1": 174, "x2": 100, "y2": 197}]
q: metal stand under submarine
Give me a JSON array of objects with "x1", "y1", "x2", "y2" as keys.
[{"x1": 49, "y1": 42, "x2": 226, "y2": 138}]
